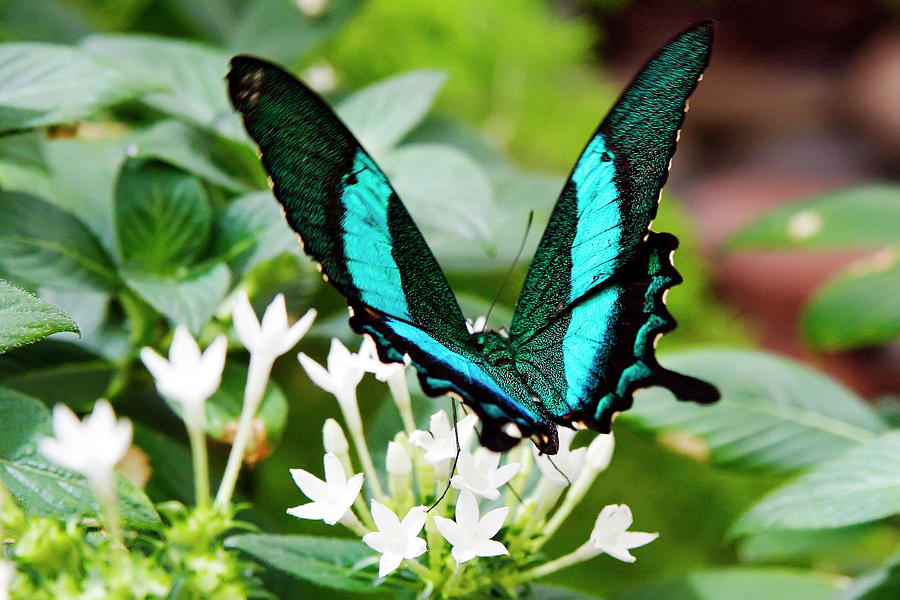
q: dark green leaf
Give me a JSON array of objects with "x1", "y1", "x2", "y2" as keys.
[
  {"x1": 737, "y1": 525, "x2": 877, "y2": 563},
  {"x1": 0, "y1": 191, "x2": 119, "y2": 292},
  {"x1": 81, "y1": 35, "x2": 247, "y2": 142},
  {"x1": 0, "y1": 280, "x2": 78, "y2": 353},
  {"x1": 125, "y1": 263, "x2": 230, "y2": 333},
  {"x1": 529, "y1": 584, "x2": 604, "y2": 599},
  {"x1": 802, "y1": 250, "x2": 900, "y2": 350},
  {"x1": 612, "y1": 568, "x2": 840, "y2": 600},
  {"x1": 0, "y1": 42, "x2": 158, "y2": 132},
  {"x1": 337, "y1": 70, "x2": 446, "y2": 156},
  {"x1": 115, "y1": 159, "x2": 212, "y2": 273},
  {"x1": 128, "y1": 121, "x2": 248, "y2": 192},
  {"x1": 0, "y1": 0, "x2": 91, "y2": 43},
  {"x1": 727, "y1": 185, "x2": 900, "y2": 250},
  {"x1": 625, "y1": 349, "x2": 887, "y2": 471},
  {"x1": 228, "y1": 0, "x2": 363, "y2": 64},
  {"x1": 224, "y1": 534, "x2": 382, "y2": 593},
  {"x1": 734, "y1": 431, "x2": 900, "y2": 533},
  {"x1": 0, "y1": 387, "x2": 159, "y2": 528},
  {"x1": 0, "y1": 341, "x2": 116, "y2": 411},
  {"x1": 213, "y1": 192, "x2": 298, "y2": 275},
  {"x1": 0, "y1": 131, "x2": 45, "y2": 170},
  {"x1": 133, "y1": 425, "x2": 195, "y2": 504}
]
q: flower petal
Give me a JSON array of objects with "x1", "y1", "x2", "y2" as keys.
[
  {"x1": 277, "y1": 308, "x2": 316, "y2": 355},
  {"x1": 286, "y1": 502, "x2": 329, "y2": 521},
  {"x1": 377, "y1": 552, "x2": 403, "y2": 578},
  {"x1": 370, "y1": 500, "x2": 401, "y2": 533},
  {"x1": 289, "y1": 468, "x2": 329, "y2": 501},
  {"x1": 620, "y1": 531, "x2": 659, "y2": 550},
  {"x1": 399, "y1": 506, "x2": 427, "y2": 536},
  {"x1": 232, "y1": 290, "x2": 261, "y2": 351},
  {"x1": 478, "y1": 506, "x2": 509, "y2": 538},
  {"x1": 169, "y1": 325, "x2": 201, "y2": 365},
  {"x1": 603, "y1": 545, "x2": 637, "y2": 563},
  {"x1": 433, "y1": 516, "x2": 462, "y2": 546},
  {"x1": 323, "y1": 453, "x2": 347, "y2": 487},
  {"x1": 298, "y1": 353, "x2": 336, "y2": 394},
  {"x1": 475, "y1": 539, "x2": 508, "y2": 558}
]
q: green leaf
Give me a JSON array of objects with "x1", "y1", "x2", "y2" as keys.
[
  {"x1": 624, "y1": 349, "x2": 888, "y2": 472},
  {"x1": 337, "y1": 70, "x2": 446, "y2": 156},
  {"x1": 530, "y1": 584, "x2": 604, "y2": 599},
  {"x1": 734, "y1": 431, "x2": 900, "y2": 533},
  {"x1": 737, "y1": 525, "x2": 878, "y2": 563},
  {"x1": 224, "y1": 534, "x2": 382, "y2": 593},
  {"x1": 612, "y1": 568, "x2": 840, "y2": 600},
  {"x1": 212, "y1": 192, "x2": 298, "y2": 275},
  {"x1": 0, "y1": 191, "x2": 119, "y2": 292},
  {"x1": 383, "y1": 143, "x2": 494, "y2": 247},
  {"x1": 0, "y1": 280, "x2": 78, "y2": 353},
  {"x1": 0, "y1": 341, "x2": 115, "y2": 411},
  {"x1": 228, "y1": 0, "x2": 363, "y2": 64},
  {"x1": 0, "y1": 387, "x2": 159, "y2": 528},
  {"x1": 802, "y1": 250, "x2": 900, "y2": 351},
  {"x1": 115, "y1": 159, "x2": 212, "y2": 273},
  {"x1": 0, "y1": 131, "x2": 46, "y2": 170},
  {"x1": 836, "y1": 554, "x2": 900, "y2": 600},
  {"x1": 81, "y1": 34, "x2": 247, "y2": 142},
  {"x1": 125, "y1": 263, "x2": 230, "y2": 333},
  {"x1": 0, "y1": 42, "x2": 158, "y2": 132},
  {"x1": 127, "y1": 121, "x2": 248, "y2": 192},
  {"x1": 133, "y1": 425, "x2": 195, "y2": 504},
  {"x1": 727, "y1": 185, "x2": 900, "y2": 250}
]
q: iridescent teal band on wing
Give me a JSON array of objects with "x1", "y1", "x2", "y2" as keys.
[
  {"x1": 562, "y1": 284, "x2": 619, "y2": 412},
  {"x1": 341, "y1": 151, "x2": 411, "y2": 320}
]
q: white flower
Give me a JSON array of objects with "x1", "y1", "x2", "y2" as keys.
[
  {"x1": 233, "y1": 291, "x2": 316, "y2": 360},
  {"x1": 450, "y1": 450, "x2": 520, "y2": 500},
  {"x1": 586, "y1": 504, "x2": 658, "y2": 563},
  {"x1": 0, "y1": 560, "x2": 14, "y2": 600},
  {"x1": 534, "y1": 427, "x2": 586, "y2": 484},
  {"x1": 302, "y1": 61, "x2": 337, "y2": 93},
  {"x1": 140, "y1": 325, "x2": 226, "y2": 422},
  {"x1": 465, "y1": 315, "x2": 487, "y2": 334},
  {"x1": 409, "y1": 410, "x2": 478, "y2": 464},
  {"x1": 287, "y1": 453, "x2": 363, "y2": 525},
  {"x1": 386, "y1": 441, "x2": 411, "y2": 476},
  {"x1": 363, "y1": 501, "x2": 428, "y2": 577},
  {"x1": 586, "y1": 433, "x2": 615, "y2": 472},
  {"x1": 322, "y1": 418, "x2": 349, "y2": 455},
  {"x1": 298, "y1": 338, "x2": 365, "y2": 398},
  {"x1": 434, "y1": 490, "x2": 509, "y2": 563},
  {"x1": 39, "y1": 400, "x2": 132, "y2": 484},
  {"x1": 353, "y1": 337, "x2": 409, "y2": 382}
]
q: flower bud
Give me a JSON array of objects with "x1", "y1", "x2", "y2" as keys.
[
  {"x1": 386, "y1": 441, "x2": 412, "y2": 476},
  {"x1": 586, "y1": 433, "x2": 614, "y2": 472},
  {"x1": 323, "y1": 418, "x2": 349, "y2": 455}
]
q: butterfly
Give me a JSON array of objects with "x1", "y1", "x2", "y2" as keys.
[{"x1": 228, "y1": 21, "x2": 720, "y2": 456}]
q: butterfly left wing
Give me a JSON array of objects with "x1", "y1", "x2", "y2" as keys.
[
  {"x1": 509, "y1": 22, "x2": 720, "y2": 432},
  {"x1": 228, "y1": 57, "x2": 557, "y2": 452}
]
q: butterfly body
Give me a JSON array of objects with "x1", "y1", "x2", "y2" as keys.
[{"x1": 229, "y1": 21, "x2": 720, "y2": 455}]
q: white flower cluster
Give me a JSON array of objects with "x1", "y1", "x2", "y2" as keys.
[{"x1": 292, "y1": 334, "x2": 658, "y2": 588}]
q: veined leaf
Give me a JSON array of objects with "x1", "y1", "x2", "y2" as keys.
[
  {"x1": 0, "y1": 42, "x2": 159, "y2": 132},
  {"x1": 802, "y1": 249, "x2": 900, "y2": 351},
  {"x1": 0, "y1": 191, "x2": 119, "y2": 292},
  {"x1": 727, "y1": 184, "x2": 900, "y2": 250},
  {"x1": 212, "y1": 191, "x2": 298, "y2": 275},
  {"x1": 81, "y1": 34, "x2": 247, "y2": 142},
  {"x1": 613, "y1": 568, "x2": 840, "y2": 600},
  {"x1": 115, "y1": 159, "x2": 212, "y2": 273},
  {"x1": 224, "y1": 534, "x2": 382, "y2": 593},
  {"x1": 625, "y1": 349, "x2": 887, "y2": 471},
  {"x1": 0, "y1": 280, "x2": 78, "y2": 353},
  {"x1": 125, "y1": 263, "x2": 230, "y2": 333},
  {"x1": 836, "y1": 554, "x2": 900, "y2": 600},
  {"x1": 337, "y1": 70, "x2": 446, "y2": 156},
  {"x1": 0, "y1": 387, "x2": 158, "y2": 528},
  {"x1": 733, "y1": 431, "x2": 900, "y2": 533}
]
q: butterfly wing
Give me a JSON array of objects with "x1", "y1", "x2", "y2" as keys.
[
  {"x1": 228, "y1": 57, "x2": 556, "y2": 451},
  {"x1": 510, "y1": 21, "x2": 720, "y2": 432}
]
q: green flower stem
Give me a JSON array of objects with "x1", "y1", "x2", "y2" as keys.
[
  {"x1": 516, "y1": 543, "x2": 593, "y2": 582},
  {"x1": 404, "y1": 558, "x2": 433, "y2": 581},
  {"x1": 216, "y1": 354, "x2": 272, "y2": 507},
  {"x1": 337, "y1": 390, "x2": 386, "y2": 501},
  {"x1": 187, "y1": 419, "x2": 211, "y2": 509},
  {"x1": 92, "y1": 472, "x2": 123, "y2": 547},
  {"x1": 339, "y1": 509, "x2": 369, "y2": 536},
  {"x1": 442, "y1": 561, "x2": 467, "y2": 595},
  {"x1": 387, "y1": 371, "x2": 416, "y2": 433},
  {"x1": 533, "y1": 468, "x2": 599, "y2": 551}
]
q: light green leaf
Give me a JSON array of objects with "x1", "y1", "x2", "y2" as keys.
[
  {"x1": 0, "y1": 131, "x2": 45, "y2": 170},
  {"x1": 530, "y1": 585, "x2": 604, "y2": 599},
  {"x1": 0, "y1": 387, "x2": 159, "y2": 528},
  {"x1": 0, "y1": 280, "x2": 78, "y2": 353},
  {"x1": 213, "y1": 191, "x2": 298, "y2": 275},
  {"x1": 734, "y1": 431, "x2": 900, "y2": 533},
  {"x1": 228, "y1": 0, "x2": 363, "y2": 64},
  {"x1": 0, "y1": 42, "x2": 159, "y2": 132},
  {"x1": 115, "y1": 159, "x2": 212, "y2": 273},
  {"x1": 737, "y1": 525, "x2": 878, "y2": 563},
  {"x1": 802, "y1": 250, "x2": 900, "y2": 351},
  {"x1": 337, "y1": 70, "x2": 446, "y2": 156},
  {"x1": 224, "y1": 534, "x2": 382, "y2": 593},
  {"x1": 125, "y1": 263, "x2": 230, "y2": 333},
  {"x1": 0, "y1": 341, "x2": 115, "y2": 411},
  {"x1": 81, "y1": 34, "x2": 247, "y2": 142},
  {"x1": 727, "y1": 185, "x2": 900, "y2": 250},
  {"x1": 613, "y1": 568, "x2": 840, "y2": 600},
  {"x1": 127, "y1": 121, "x2": 248, "y2": 192},
  {"x1": 625, "y1": 349, "x2": 888, "y2": 471},
  {"x1": 836, "y1": 554, "x2": 900, "y2": 600},
  {"x1": 383, "y1": 143, "x2": 494, "y2": 247},
  {"x1": 0, "y1": 191, "x2": 119, "y2": 292}
]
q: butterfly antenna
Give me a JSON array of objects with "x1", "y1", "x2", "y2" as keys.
[
  {"x1": 546, "y1": 455, "x2": 572, "y2": 486},
  {"x1": 483, "y1": 210, "x2": 534, "y2": 330},
  {"x1": 428, "y1": 399, "x2": 462, "y2": 512}
]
